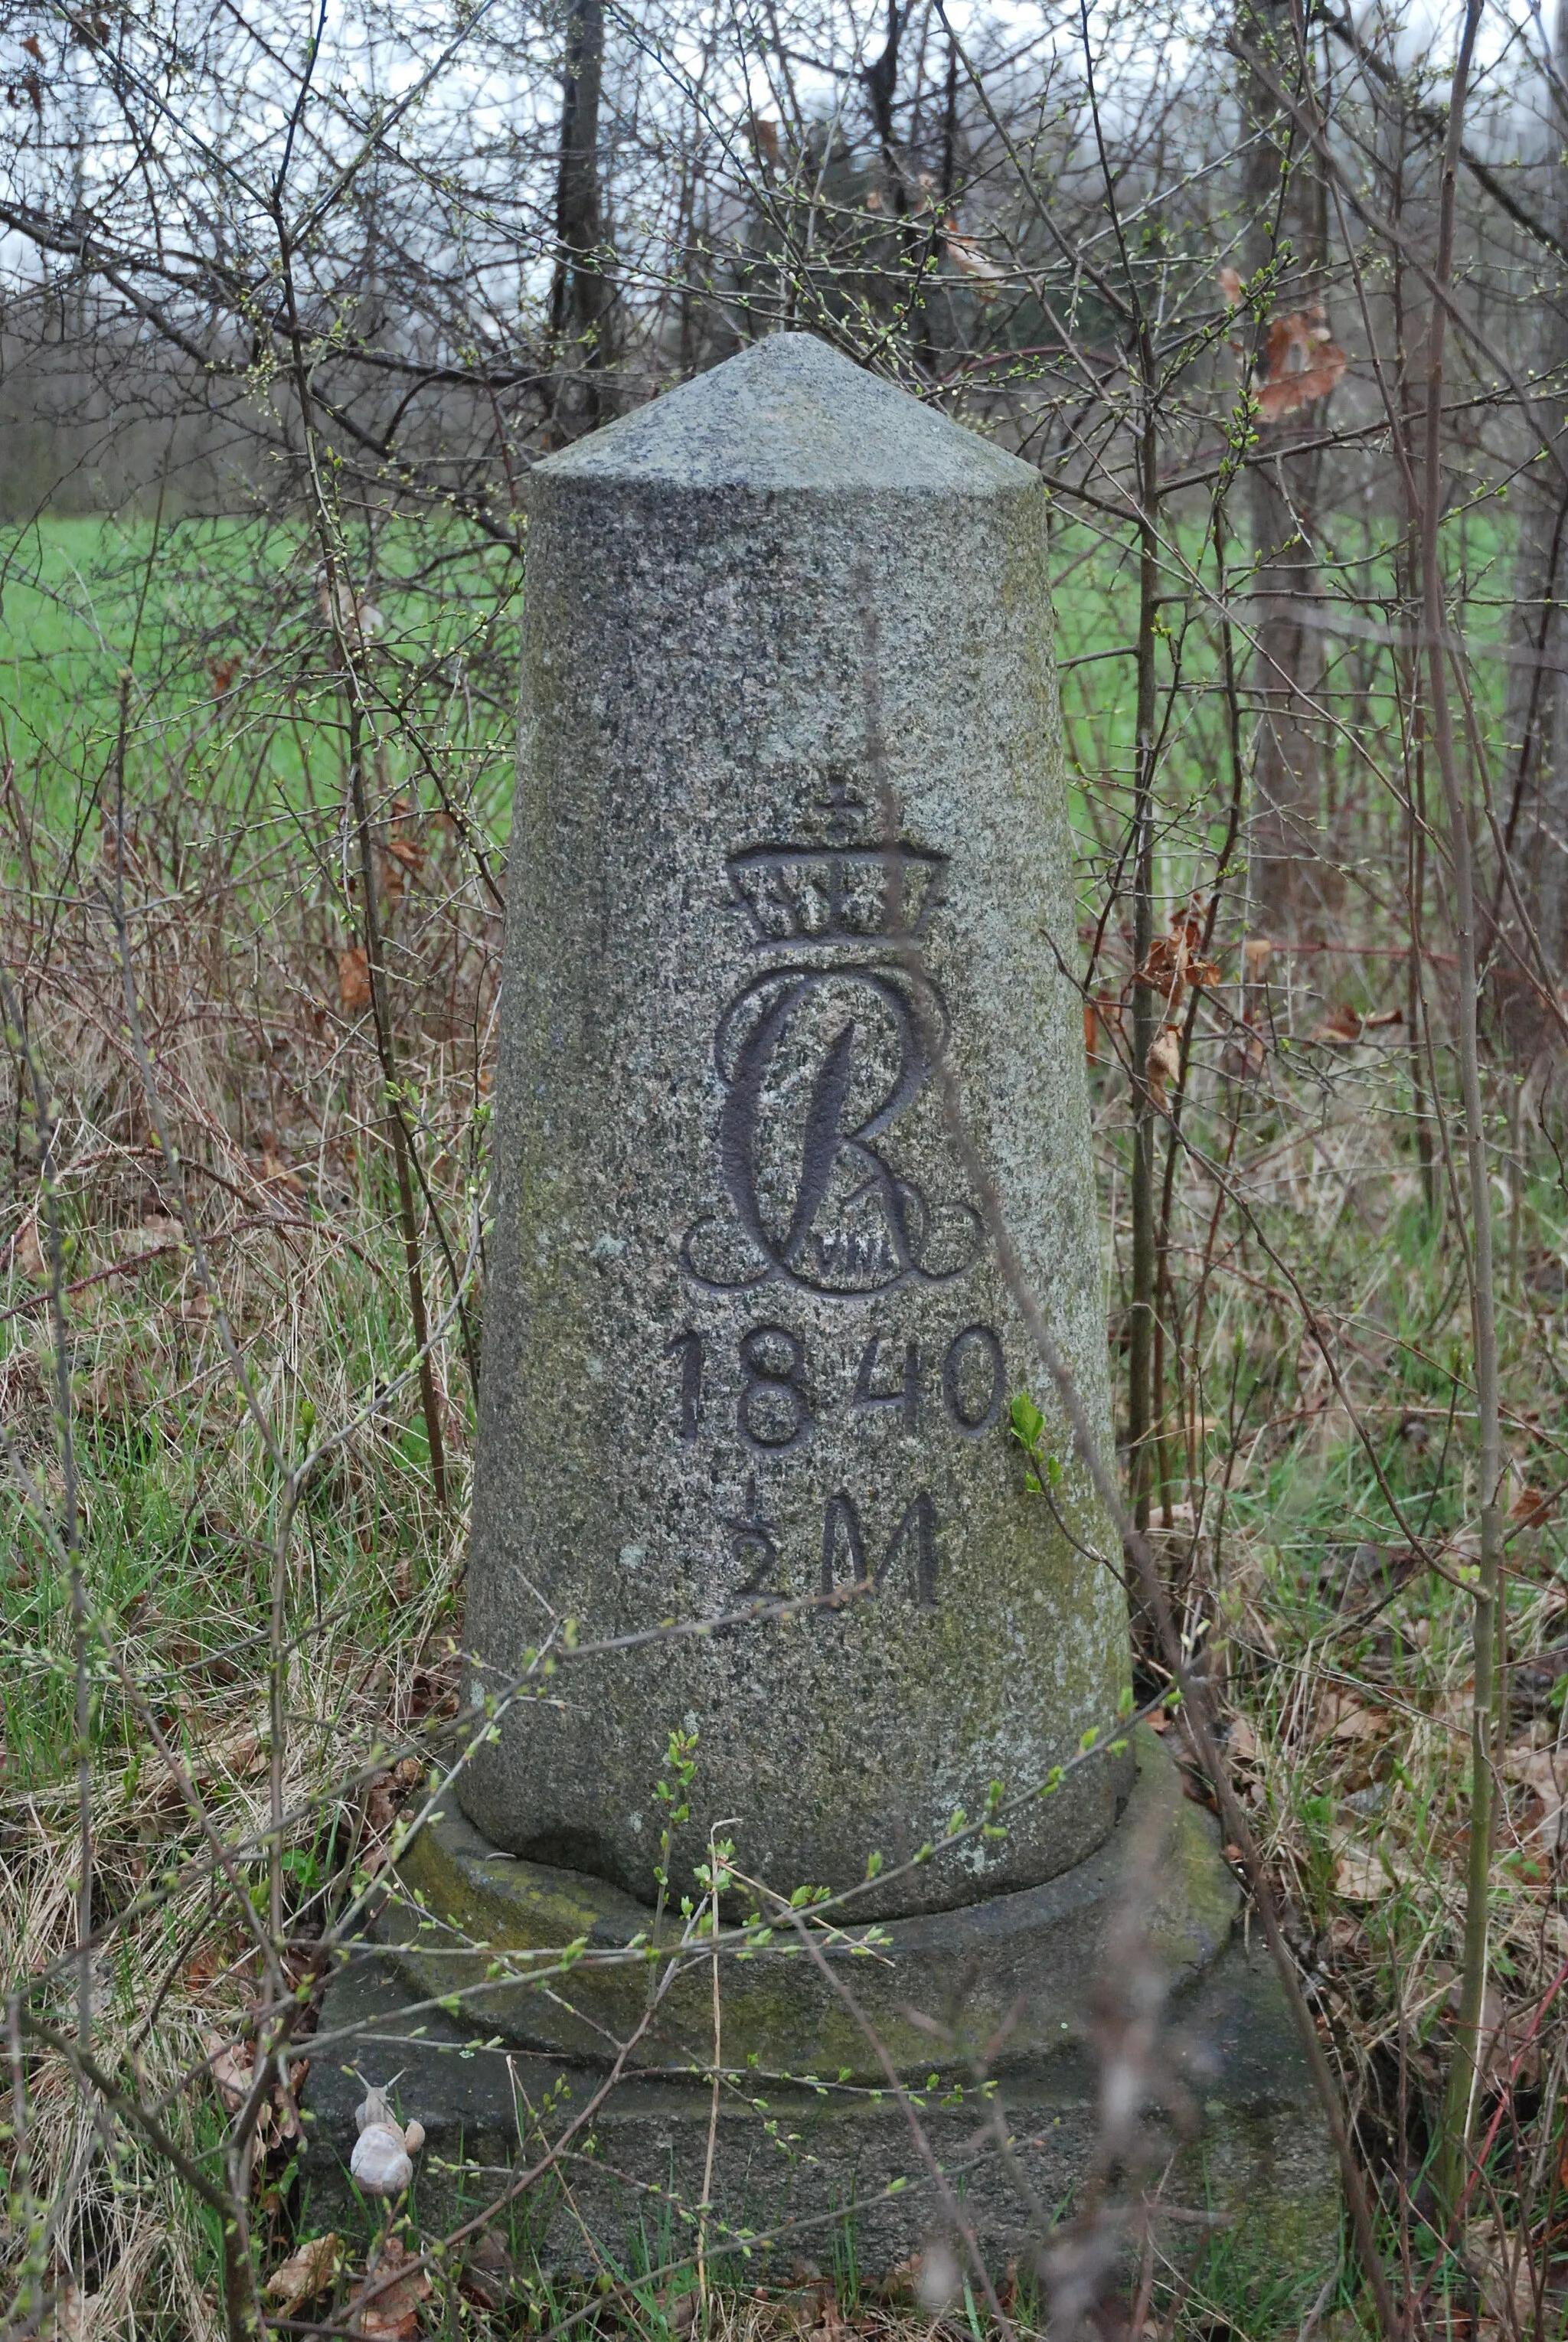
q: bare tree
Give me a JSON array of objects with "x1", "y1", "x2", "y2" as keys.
[{"x1": 1236, "y1": 0, "x2": 1339, "y2": 941}]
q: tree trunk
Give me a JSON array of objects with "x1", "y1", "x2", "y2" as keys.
[
  {"x1": 1496, "y1": 5, "x2": 1568, "y2": 1050},
  {"x1": 550, "y1": 0, "x2": 612, "y2": 430},
  {"x1": 1239, "y1": 0, "x2": 1338, "y2": 941}
]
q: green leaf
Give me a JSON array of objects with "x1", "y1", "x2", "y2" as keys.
[{"x1": 1009, "y1": 1391, "x2": 1045, "y2": 1449}]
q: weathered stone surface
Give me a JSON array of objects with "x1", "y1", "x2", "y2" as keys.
[
  {"x1": 306, "y1": 334, "x2": 1340, "y2": 2282},
  {"x1": 380, "y1": 1725, "x2": 1236, "y2": 2073},
  {"x1": 304, "y1": 1805, "x2": 1337, "y2": 2283},
  {"x1": 461, "y1": 331, "x2": 1129, "y2": 1916}
]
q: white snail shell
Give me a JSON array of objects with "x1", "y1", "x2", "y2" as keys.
[
  {"x1": 354, "y1": 2086, "x2": 396, "y2": 2135},
  {"x1": 402, "y1": 2119, "x2": 425, "y2": 2154},
  {"x1": 351, "y1": 2122, "x2": 414, "y2": 2196}
]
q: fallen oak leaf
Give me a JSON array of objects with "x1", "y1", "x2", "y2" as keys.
[
  {"x1": 352, "y1": 2236, "x2": 432, "y2": 2338},
  {"x1": 459, "y1": 2230, "x2": 517, "y2": 2314},
  {"x1": 260, "y1": 1142, "x2": 304, "y2": 1196},
  {"x1": 1504, "y1": 1746, "x2": 1568, "y2": 1848},
  {"x1": 1465, "y1": 2216, "x2": 1538, "y2": 2331},
  {"x1": 268, "y1": 2233, "x2": 341, "y2": 2314},
  {"x1": 12, "y1": 1215, "x2": 44, "y2": 1280},
  {"x1": 1332, "y1": 1834, "x2": 1414, "y2": 1901},
  {"x1": 204, "y1": 2032, "x2": 251, "y2": 2115},
  {"x1": 196, "y1": 1726, "x2": 266, "y2": 1782},
  {"x1": 48, "y1": 2285, "x2": 95, "y2": 2340},
  {"x1": 1318, "y1": 1690, "x2": 1387, "y2": 1743}
]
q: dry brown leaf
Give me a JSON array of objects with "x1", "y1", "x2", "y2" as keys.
[
  {"x1": 50, "y1": 2286, "x2": 96, "y2": 2340},
  {"x1": 353, "y1": 2237, "x2": 433, "y2": 2339},
  {"x1": 459, "y1": 2229, "x2": 516, "y2": 2314},
  {"x1": 130, "y1": 1215, "x2": 182, "y2": 1253},
  {"x1": 338, "y1": 947, "x2": 371, "y2": 1011},
  {"x1": 1136, "y1": 903, "x2": 1220, "y2": 1016},
  {"x1": 13, "y1": 1215, "x2": 44, "y2": 1280},
  {"x1": 1243, "y1": 935, "x2": 1274, "y2": 981},
  {"x1": 1466, "y1": 2218, "x2": 1537, "y2": 2333},
  {"x1": 1312, "y1": 1002, "x2": 1365, "y2": 1044},
  {"x1": 1083, "y1": 992, "x2": 1122, "y2": 1065},
  {"x1": 204, "y1": 2032, "x2": 251, "y2": 2114},
  {"x1": 365, "y1": 1770, "x2": 398, "y2": 1832},
  {"x1": 1145, "y1": 1023, "x2": 1182, "y2": 1109},
  {"x1": 1472, "y1": 1984, "x2": 1543, "y2": 2093},
  {"x1": 260, "y1": 1144, "x2": 304, "y2": 1196},
  {"x1": 1504, "y1": 1746, "x2": 1568, "y2": 1847},
  {"x1": 1332, "y1": 1837, "x2": 1412, "y2": 1901},
  {"x1": 1319, "y1": 1690, "x2": 1387, "y2": 1743},
  {"x1": 198, "y1": 1726, "x2": 265, "y2": 1781},
  {"x1": 1217, "y1": 264, "x2": 1243, "y2": 309},
  {"x1": 1253, "y1": 307, "x2": 1348, "y2": 420},
  {"x1": 267, "y1": 2233, "x2": 341, "y2": 2313},
  {"x1": 1334, "y1": 1849, "x2": 1387, "y2": 1899},
  {"x1": 1227, "y1": 1715, "x2": 1258, "y2": 1763},
  {"x1": 945, "y1": 223, "x2": 1007, "y2": 297},
  {"x1": 1509, "y1": 1483, "x2": 1553, "y2": 1530},
  {"x1": 184, "y1": 1941, "x2": 228, "y2": 1991}
]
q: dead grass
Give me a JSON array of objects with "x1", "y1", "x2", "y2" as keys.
[{"x1": 2, "y1": 518, "x2": 1568, "y2": 2340}]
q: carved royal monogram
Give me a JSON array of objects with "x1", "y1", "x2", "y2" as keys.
[{"x1": 681, "y1": 777, "x2": 983, "y2": 1298}]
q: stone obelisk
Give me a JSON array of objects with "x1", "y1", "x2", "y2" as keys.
[
  {"x1": 460, "y1": 332, "x2": 1129, "y2": 1905},
  {"x1": 309, "y1": 335, "x2": 1333, "y2": 2276}
]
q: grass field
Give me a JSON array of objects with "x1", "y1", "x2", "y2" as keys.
[{"x1": 2, "y1": 505, "x2": 1565, "y2": 2339}]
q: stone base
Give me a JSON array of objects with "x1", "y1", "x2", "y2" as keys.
[{"x1": 301, "y1": 1732, "x2": 1338, "y2": 2285}]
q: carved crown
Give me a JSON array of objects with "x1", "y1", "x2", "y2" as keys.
[{"x1": 727, "y1": 779, "x2": 947, "y2": 949}]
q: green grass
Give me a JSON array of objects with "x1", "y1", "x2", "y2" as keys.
[
  {"x1": 1, "y1": 501, "x2": 1564, "y2": 2337},
  {"x1": 0, "y1": 510, "x2": 523, "y2": 837}
]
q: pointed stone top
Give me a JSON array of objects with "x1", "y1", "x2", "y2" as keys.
[{"x1": 533, "y1": 332, "x2": 1037, "y2": 492}]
